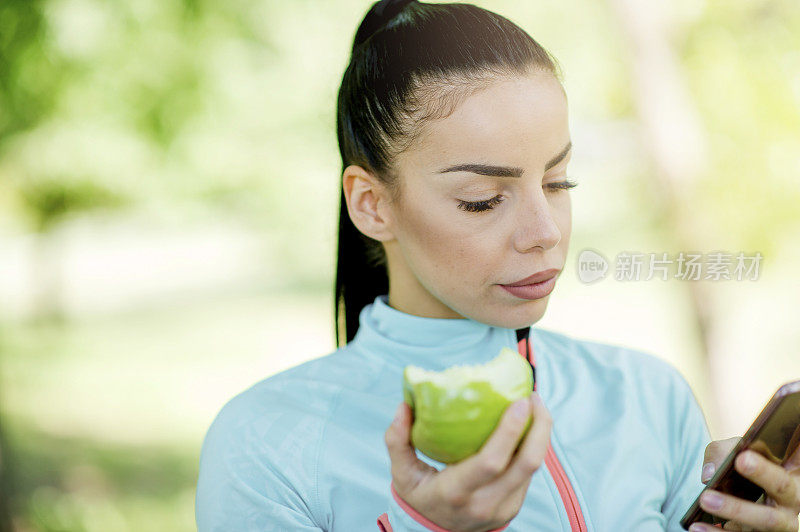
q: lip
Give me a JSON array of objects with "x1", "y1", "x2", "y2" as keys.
[
  {"x1": 501, "y1": 268, "x2": 561, "y2": 287},
  {"x1": 499, "y1": 276, "x2": 557, "y2": 300}
]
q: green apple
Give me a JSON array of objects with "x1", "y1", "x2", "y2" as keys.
[{"x1": 402, "y1": 346, "x2": 534, "y2": 464}]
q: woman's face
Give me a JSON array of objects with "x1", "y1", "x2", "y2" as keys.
[{"x1": 376, "y1": 71, "x2": 572, "y2": 329}]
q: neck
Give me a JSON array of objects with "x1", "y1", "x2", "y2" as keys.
[
  {"x1": 387, "y1": 283, "x2": 465, "y2": 320},
  {"x1": 388, "y1": 284, "x2": 466, "y2": 319},
  {"x1": 384, "y1": 241, "x2": 466, "y2": 319}
]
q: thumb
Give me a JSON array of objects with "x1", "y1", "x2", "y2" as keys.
[
  {"x1": 702, "y1": 436, "x2": 741, "y2": 483},
  {"x1": 384, "y1": 402, "x2": 435, "y2": 492}
]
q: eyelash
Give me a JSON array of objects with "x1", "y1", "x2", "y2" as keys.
[{"x1": 456, "y1": 178, "x2": 579, "y2": 213}]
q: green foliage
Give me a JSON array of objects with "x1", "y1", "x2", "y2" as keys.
[
  {"x1": 18, "y1": 178, "x2": 128, "y2": 232},
  {"x1": 4, "y1": 413, "x2": 196, "y2": 532},
  {"x1": 0, "y1": 0, "x2": 65, "y2": 139},
  {"x1": 680, "y1": 0, "x2": 800, "y2": 254}
]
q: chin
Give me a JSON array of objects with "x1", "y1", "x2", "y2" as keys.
[
  {"x1": 469, "y1": 296, "x2": 549, "y2": 330},
  {"x1": 507, "y1": 300, "x2": 548, "y2": 329}
]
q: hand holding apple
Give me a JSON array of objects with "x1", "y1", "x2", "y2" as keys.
[{"x1": 385, "y1": 390, "x2": 551, "y2": 532}]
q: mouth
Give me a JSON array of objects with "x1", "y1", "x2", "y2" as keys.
[{"x1": 498, "y1": 268, "x2": 561, "y2": 301}]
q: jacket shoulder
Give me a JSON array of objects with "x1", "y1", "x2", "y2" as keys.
[{"x1": 535, "y1": 327, "x2": 688, "y2": 378}]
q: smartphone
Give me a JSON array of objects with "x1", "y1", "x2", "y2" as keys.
[{"x1": 680, "y1": 379, "x2": 800, "y2": 530}]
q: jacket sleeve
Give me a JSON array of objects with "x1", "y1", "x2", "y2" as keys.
[
  {"x1": 661, "y1": 369, "x2": 713, "y2": 532},
  {"x1": 195, "y1": 397, "x2": 325, "y2": 531},
  {"x1": 376, "y1": 482, "x2": 510, "y2": 532}
]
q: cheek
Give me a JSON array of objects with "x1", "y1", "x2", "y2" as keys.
[
  {"x1": 399, "y1": 198, "x2": 497, "y2": 278},
  {"x1": 403, "y1": 209, "x2": 466, "y2": 265}
]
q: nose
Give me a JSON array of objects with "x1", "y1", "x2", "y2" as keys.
[{"x1": 513, "y1": 188, "x2": 562, "y2": 253}]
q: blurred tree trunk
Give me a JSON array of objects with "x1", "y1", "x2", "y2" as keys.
[
  {"x1": 30, "y1": 229, "x2": 66, "y2": 324},
  {"x1": 609, "y1": 0, "x2": 723, "y2": 433},
  {"x1": 0, "y1": 336, "x2": 13, "y2": 531},
  {"x1": 0, "y1": 423, "x2": 13, "y2": 532}
]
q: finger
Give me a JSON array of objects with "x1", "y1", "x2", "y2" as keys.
[
  {"x1": 456, "y1": 395, "x2": 533, "y2": 491},
  {"x1": 690, "y1": 521, "x2": 749, "y2": 531},
  {"x1": 722, "y1": 520, "x2": 745, "y2": 531},
  {"x1": 734, "y1": 450, "x2": 800, "y2": 511},
  {"x1": 490, "y1": 391, "x2": 553, "y2": 492},
  {"x1": 723, "y1": 519, "x2": 760, "y2": 532},
  {"x1": 691, "y1": 522, "x2": 751, "y2": 532},
  {"x1": 384, "y1": 402, "x2": 437, "y2": 492},
  {"x1": 697, "y1": 489, "x2": 798, "y2": 532},
  {"x1": 703, "y1": 437, "x2": 742, "y2": 483}
]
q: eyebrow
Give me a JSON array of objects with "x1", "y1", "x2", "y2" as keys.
[{"x1": 436, "y1": 140, "x2": 572, "y2": 177}]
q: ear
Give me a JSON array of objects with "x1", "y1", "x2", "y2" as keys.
[{"x1": 342, "y1": 164, "x2": 397, "y2": 242}]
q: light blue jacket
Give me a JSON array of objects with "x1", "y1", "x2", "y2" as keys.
[{"x1": 196, "y1": 294, "x2": 711, "y2": 531}]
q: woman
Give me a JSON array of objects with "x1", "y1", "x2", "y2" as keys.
[{"x1": 195, "y1": 1, "x2": 800, "y2": 530}]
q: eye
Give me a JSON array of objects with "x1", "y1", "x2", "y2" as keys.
[
  {"x1": 457, "y1": 195, "x2": 504, "y2": 213},
  {"x1": 545, "y1": 178, "x2": 579, "y2": 192},
  {"x1": 456, "y1": 178, "x2": 578, "y2": 213}
]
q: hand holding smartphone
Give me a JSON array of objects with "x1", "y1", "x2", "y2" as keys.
[{"x1": 680, "y1": 379, "x2": 800, "y2": 529}]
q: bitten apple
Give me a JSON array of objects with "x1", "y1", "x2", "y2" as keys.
[{"x1": 402, "y1": 346, "x2": 534, "y2": 464}]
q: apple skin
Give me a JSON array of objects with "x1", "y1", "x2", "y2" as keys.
[{"x1": 402, "y1": 350, "x2": 534, "y2": 464}]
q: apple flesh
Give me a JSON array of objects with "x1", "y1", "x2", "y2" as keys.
[{"x1": 403, "y1": 346, "x2": 534, "y2": 464}]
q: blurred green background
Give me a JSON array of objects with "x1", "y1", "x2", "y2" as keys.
[{"x1": 1, "y1": 0, "x2": 798, "y2": 530}]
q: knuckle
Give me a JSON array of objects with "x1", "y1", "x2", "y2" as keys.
[
  {"x1": 479, "y1": 456, "x2": 506, "y2": 476},
  {"x1": 469, "y1": 504, "x2": 495, "y2": 523},
  {"x1": 516, "y1": 454, "x2": 543, "y2": 475},
  {"x1": 773, "y1": 475, "x2": 793, "y2": 500},
  {"x1": 763, "y1": 509, "x2": 782, "y2": 530},
  {"x1": 726, "y1": 497, "x2": 738, "y2": 515},
  {"x1": 445, "y1": 489, "x2": 469, "y2": 508}
]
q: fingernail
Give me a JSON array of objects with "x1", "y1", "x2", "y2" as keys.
[
  {"x1": 511, "y1": 399, "x2": 529, "y2": 419},
  {"x1": 688, "y1": 524, "x2": 705, "y2": 531},
  {"x1": 701, "y1": 491, "x2": 723, "y2": 510},
  {"x1": 701, "y1": 463, "x2": 715, "y2": 482}
]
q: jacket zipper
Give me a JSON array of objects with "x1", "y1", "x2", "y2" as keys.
[
  {"x1": 517, "y1": 335, "x2": 588, "y2": 532},
  {"x1": 545, "y1": 446, "x2": 587, "y2": 532}
]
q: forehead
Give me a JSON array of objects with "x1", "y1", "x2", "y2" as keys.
[{"x1": 398, "y1": 72, "x2": 569, "y2": 173}]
